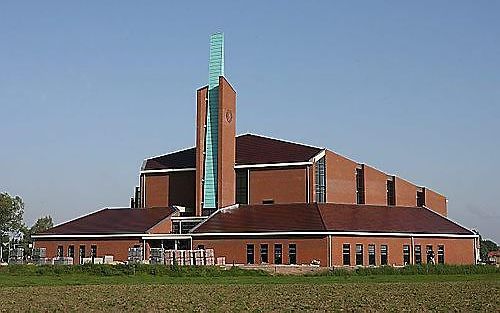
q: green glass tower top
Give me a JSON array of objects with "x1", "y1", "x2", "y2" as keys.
[{"x1": 203, "y1": 33, "x2": 224, "y2": 209}]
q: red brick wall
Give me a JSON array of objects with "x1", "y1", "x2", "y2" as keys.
[
  {"x1": 332, "y1": 236, "x2": 475, "y2": 266},
  {"x1": 364, "y1": 165, "x2": 388, "y2": 205},
  {"x1": 425, "y1": 188, "x2": 447, "y2": 216},
  {"x1": 34, "y1": 238, "x2": 141, "y2": 263},
  {"x1": 395, "y1": 177, "x2": 417, "y2": 207},
  {"x1": 195, "y1": 87, "x2": 208, "y2": 216},
  {"x1": 218, "y1": 77, "x2": 236, "y2": 209},
  {"x1": 145, "y1": 174, "x2": 169, "y2": 208},
  {"x1": 249, "y1": 167, "x2": 308, "y2": 204},
  {"x1": 325, "y1": 150, "x2": 357, "y2": 203},
  {"x1": 193, "y1": 237, "x2": 328, "y2": 266}
]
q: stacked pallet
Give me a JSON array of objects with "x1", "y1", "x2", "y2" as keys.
[
  {"x1": 127, "y1": 247, "x2": 143, "y2": 263},
  {"x1": 53, "y1": 257, "x2": 74, "y2": 265},
  {"x1": 205, "y1": 249, "x2": 215, "y2": 265}
]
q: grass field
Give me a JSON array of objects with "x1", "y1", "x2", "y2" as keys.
[{"x1": 0, "y1": 266, "x2": 498, "y2": 312}]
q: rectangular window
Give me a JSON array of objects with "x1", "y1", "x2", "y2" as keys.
[
  {"x1": 356, "y1": 166, "x2": 365, "y2": 204},
  {"x1": 56, "y1": 245, "x2": 63, "y2": 258},
  {"x1": 356, "y1": 244, "x2": 364, "y2": 266},
  {"x1": 262, "y1": 199, "x2": 275, "y2": 205},
  {"x1": 437, "y1": 245, "x2": 444, "y2": 264},
  {"x1": 403, "y1": 245, "x2": 410, "y2": 265},
  {"x1": 236, "y1": 170, "x2": 248, "y2": 204},
  {"x1": 91, "y1": 245, "x2": 97, "y2": 259},
  {"x1": 387, "y1": 177, "x2": 395, "y2": 206},
  {"x1": 68, "y1": 245, "x2": 75, "y2": 259},
  {"x1": 274, "y1": 244, "x2": 282, "y2": 265},
  {"x1": 260, "y1": 244, "x2": 269, "y2": 264},
  {"x1": 246, "y1": 244, "x2": 254, "y2": 264},
  {"x1": 79, "y1": 245, "x2": 86, "y2": 264},
  {"x1": 343, "y1": 244, "x2": 351, "y2": 266},
  {"x1": 289, "y1": 244, "x2": 297, "y2": 265},
  {"x1": 426, "y1": 245, "x2": 434, "y2": 264},
  {"x1": 315, "y1": 157, "x2": 326, "y2": 203},
  {"x1": 415, "y1": 245, "x2": 422, "y2": 264},
  {"x1": 380, "y1": 245, "x2": 388, "y2": 265},
  {"x1": 368, "y1": 244, "x2": 376, "y2": 266},
  {"x1": 417, "y1": 189, "x2": 425, "y2": 207}
]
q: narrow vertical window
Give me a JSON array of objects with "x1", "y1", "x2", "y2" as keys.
[
  {"x1": 356, "y1": 166, "x2": 365, "y2": 204},
  {"x1": 315, "y1": 156, "x2": 326, "y2": 203},
  {"x1": 343, "y1": 244, "x2": 351, "y2": 266},
  {"x1": 356, "y1": 244, "x2": 364, "y2": 266},
  {"x1": 415, "y1": 245, "x2": 422, "y2": 264},
  {"x1": 246, "y1": 244, "x2": 254, "y2": 264},
  {"x1": 387, "y1": 176, "x2": 395, "y2": 206},
  {"x1": 91, "y1": 245, "x2": 97, "y2": 260},
  {"x1": 288, "y1": 244, "x2": 297, "y2": 265},
  {"x1": 260, "y1": 244, "x2": 268, "y2": 263},
  {"x1": 79, "y1": 245, "x2": 86, "y2": 264},
  {"x1": 426, "y1": 245, "x2": 434, "y2": 264},
  {"x1": 417, "y1": 188, "x2": 425, "y2": 207},
  {"x1": 236, "y1": 170, "x2": 248, "y2": 204},
  {"x1": 380, "y1": 245, "x2": 388, "y2": 265},
  {"x1": 274, "y1": 244, "x2": 282, "y2": 265},
  {"x1": 68, "y1": 245, "x2": 75, "y2": 259},
  {"x1": 437, "y1": 245, "x2": 445, "y2": 264},
  {"x1": 57, "y1": 245, "x2": 63, "y2": 258},
  {"x1": 368, "y1": 244, "x2": 376, "y2": 266},
  {"x1": 403, "y1": 245, "x2": 410, "y2": 265}
]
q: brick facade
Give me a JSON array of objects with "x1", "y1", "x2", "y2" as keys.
[{"x1": 249, "y1": 167, "x2": 308, "y2": 204}]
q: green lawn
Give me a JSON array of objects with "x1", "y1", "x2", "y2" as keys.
[{"x1": 0, "y1": 267, "x2": 498, "y2": 312}]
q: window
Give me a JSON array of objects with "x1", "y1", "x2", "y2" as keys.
[
  {"x1": 68, "y1": 245, "x2": 75, "y2": 259},
  {"x1": 343, "y1": 244, "x2": 351, "y2": 266},
  {"x1": 91, "y1": 245, "x2": 97, "y2": 259},
  {"x1": 197, "y1": 245, "x2": 205, "y2": 250},
  {"x1": 417, "y1": 189, "x2": 425, "y2": 207},
  {"x1": 415, "y1": 245, "x2": 422, "y2": 264},
  {"x1": 274, "y1": 244, "x2": 282, "y2": 265},
  {"x1": 56, "y1": 245, "x2": 63, "y2": 258},
  {"x1": 437, "y1": 245, "x2": 444, "y2": 264},
  {"x1": 262, "y1": 199, "x2": 274, "y2": 205},
  {"x1": 79, "y1": 245, "x2": 86, "y2": 264},
  {"x1": 289, "y1": 244, "x2": 297, "y2": 265},
  {"x1": 260, "y1": 244, "x2": 268, "y2": 263},
  {"x1": 380, "y1": 245, "x2": 388, "y2": 265},
  {"x1": 426, "y1": 245, "x2": 434, "y2": 264},
  {"x1": 236, "y1": 170, "x2": 248, "y2": 204},
  {"x1": 356, "y1": 244, "x2": 364, "y2": 266},
  {"x1": 315, "y1": 157, "x2": 326, "y2": 203},
  {"x1": 403, "y1": 245, "x2": 410, "y2": 265},
  {"x1": 356, "y1": 166, "x2": 365, "y2": 204},
  {"x1": 368, "y1": 244, "x2": 376, "y2": 266},
  {"x1": 246, "y1": 244, "x2": 254, "y2": 264},
  {"x1": 387, "y1": 177, "x2": 395, "y2": 206}
]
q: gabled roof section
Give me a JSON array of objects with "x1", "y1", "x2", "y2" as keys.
[
  {"x1": 38, "y1": 207, "x2": 176, "y2": 235},
  {"x1": 193, "y1": 203, "x2": 325, "y2": 233},
  {"x1": 142, "y1": 134, "x2": 322, "y2": 171},
  {"x1": 192, "y1": 203, "x2": 473, "y2": 235}
]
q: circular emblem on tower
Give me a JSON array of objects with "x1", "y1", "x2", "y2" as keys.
[{"x1": 225, "y1": 109, "x2": 233, "y2": 123}]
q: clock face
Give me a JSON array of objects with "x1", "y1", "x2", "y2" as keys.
[{"x1": 225, "y1": 109, "x2": 233, "y2": 123}]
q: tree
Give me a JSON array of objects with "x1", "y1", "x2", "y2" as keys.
[
  {"x1": 21, "y1": 216, "x2": 54, "y2": 258},
  {"x1": 0, "y1": 192, "x2": 24, "y2": 237},
  {"x1": 480, "y1": 239, "x2": 498, "y2": 261}
]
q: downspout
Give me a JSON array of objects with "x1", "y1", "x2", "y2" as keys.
[
  {"x1": 306, "y1": 165, "x2": 310, "y2": 203},
  {"x1": 410, "y1": 236, "x2": 415, "y2": 265},
  {"x1": 328, "y1": 235, "x2": 332, "y2": 268}
]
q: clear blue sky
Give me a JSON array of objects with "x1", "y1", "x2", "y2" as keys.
[{"x1": 1, "y1": 1, "x2": 498, "y2": 241}]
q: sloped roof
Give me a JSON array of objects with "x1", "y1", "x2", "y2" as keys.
[
  {"x1": 38, "y1": 207, "x2": 176, "y2": 235},
  {"x1": 192, "y1": 203, "x2": 473, "y2": 235},
  {"x1": 142, "y1": 134, "x2": 322, "y2": 171}
]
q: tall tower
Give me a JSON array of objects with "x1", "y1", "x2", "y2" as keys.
[{"x1": 195, "y1": 33, "x2": 236, "y2": 216}]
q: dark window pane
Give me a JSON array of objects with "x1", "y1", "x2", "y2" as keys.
[
  {"x1": 315, "y1": 157, "x2": 326, "y2": 203},
  {"x1": 356, "y1": 244, "x2": 364, "y2": 266},
  {"x1": 343, "y1": 244, "x2": 351, "y2": 266},
  {"x1": 236, "y1": 170, "x2": 248, "y2": 204},
  {"x1": 368, "y1": 244, "x2": 376, "y2": 266},
  {"x1": 289, "y1": 244, "x2": 297, "y2": 265},
  {"x1": 437, "y1": 245, "x2": 444, "y2": 264},
  {"x1": 380, "y1": 245, "x2": 388, "y2": 265},
  {"x1": 260, "y1": 244, "x2": 268, "y2": 263},
  {"x1": 415, "y1": 245, "x2": 422, "y2": 264},
  {"x1": 246, "y1": 244, "x2": 254, "y2": 264},
  {"x1": 403, "y1": 245, "x2": 410, "y2": 265},
  {"x1": 356, "y1": 167, "x2": 365, "y2": 204},
  {"x1": 274, "y1": 244, "x2": 282, "y2": 265}
]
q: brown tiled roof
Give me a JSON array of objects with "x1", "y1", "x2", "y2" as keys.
[
  {"x1": 142, "y1": 134, "x2": 322, "y2": 170},
  {"x1": 38, "y1": 207, "x2": 176, "y2": 235},
  {"x1": 192, "y1": 203, "x2": 473, "y2": 235}
]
